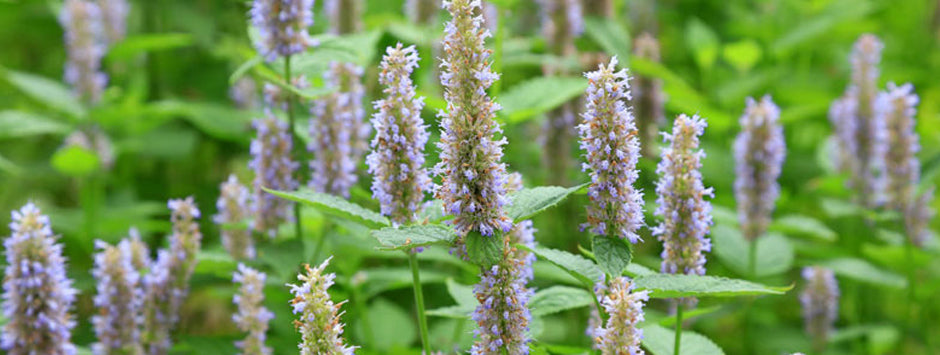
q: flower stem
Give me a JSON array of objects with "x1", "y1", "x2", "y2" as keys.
[
  {"x1": 409, "y1": 252, "x2": 432, "y2": 354},
  {"x1": 748, "y1": 239, "x2": 757, "y2": 278},
  {"x1": 674, "y1": 303, "x2": 684, "y2": 355},
  {"x1": 284, "y1": 55, "x2": 303, "y2": 242}
]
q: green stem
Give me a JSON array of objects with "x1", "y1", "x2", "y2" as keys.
[
  {"x1": 674, "y1": 304, "x2": 684, "y2": 355},
  {"x1": 409, "y1": 252, "x2": 432, "y2": 355},
  {"x1": 284, "y1": 55, "x2": 304, "y2": 242},
  {"x1": 748, "y1": 239, "x2": 757, "y2": 279}
]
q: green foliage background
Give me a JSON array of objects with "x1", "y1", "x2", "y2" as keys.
[{"x1": 1, "y1": 0, "x2": 939, "y2": 354}]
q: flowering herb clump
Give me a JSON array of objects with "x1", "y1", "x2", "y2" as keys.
[
  {"x1": 310, "y1": 62, "x2": 369, "y2": 198},
  {"x1": 61, "y1": 0, "x2": 107, "y2": 104},
  {"x1": 800, "y1": 266, "x2": 839, "y2": 349},
  {"x1": 233, "y1": 264, "x2": 275, "y2": 355},
  {"x1": 733, "y1": 96, "x2": 785, "y2": 241},
  {"x1": 92, "y1": 239, "x2": 143, "y2": 355},
  {"x1": 215, "y1": 174, "x2": 255, "y2": 260},
  {"x1": 250, "y1": 115, "x2": 298, "y2": 237},
  {"x1": 591, "y1": 277, "x2": 649, "y2": 355},
  {"x1": 288, "y1": 257, "x2": 356, "y2": 355},
  {"x1": 250, "y1": 0, "x2": 315, "y2": 61}
]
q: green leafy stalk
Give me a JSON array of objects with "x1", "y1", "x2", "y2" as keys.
[
  {"x1": 748, "y1": 239, "x2": 757, "y2": 278},
  {"x1": 674, "y1": 304, "x2": 684, "y2": 355},
  {"x1": 409, "y1": 252, "x2": 432, "y2": 354}
]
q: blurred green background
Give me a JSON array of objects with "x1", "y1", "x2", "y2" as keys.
[{"x1": 1, "y1": 0, "x2": 939, "y2": 354}]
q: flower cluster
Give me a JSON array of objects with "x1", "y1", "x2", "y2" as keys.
[
  {"x1": 578, "y1": 57, "x2": 645, "y2": 244},
  {"x1": 309, "y1": 62, "x2": 368, "y2": 198},
  {"x1": 231, "y1": 77, "x2": 260, "y2": 110},
  {"x1": 99, "y1": 0, "x2": 129, "y2": 44},
  {"x1": 250, "y1": 0, "x2": 315, "y2": 61},
  {"x1": 61, "y1": 0, "x2": 107, "y2": 104},
  {"x1": 1, "y1": 203, "x2": 77, "y2": 354},
  {"x1": 470, "y1": 242, "x2": 534, "y2": 355},
  {"x1": 591, "y1": 277, "x2": 648, "y2": 355},
  {"x1": 733, "y1": 96, "x2": 785, "y2": 241},
  {"x1": 654, "y1": 114, "x2": 713, "y2": 277},
  {"x1": 906, "y1": 187, "x2": 935, "y2": 248},
  {"x1": 879, "y1": 83, "x2": 920, "y2": 211},
  {"x1": 233, "y1": 264, "x2": 274, "y2": 355},
  {"x1": 250, "y1": 114, "x2": 299, "y2": 237},
  {"x1": 800, "y1": 266, "x2": 839, "y2": 347},
  {"x1": 434, "y1": 0, "x2": 512, "y2": 238},
  {"x1": 505, "y1": 172, "x2": 536, "y2": 280},
  {"x1": 631, "y1": 33, "x2": 666, "y2": 158},
  {"x1": 288, "y1": 257, "x2": 356, "y2": 355},
  {"x1": 324, "y1": 0, "x2": 362, "y2": 34},
  {"x1": 367, "y1": 44, "x2": 431, "y2": 225},
  {"x1": 92, "y1": 239, "x2": 143, "y2": 355},
  {"x1": 143, "y1": 197, "x2": 203, "y2": 355},
  {"x1": 215, "y1": 174, "x2": 255, "y2": 260}
]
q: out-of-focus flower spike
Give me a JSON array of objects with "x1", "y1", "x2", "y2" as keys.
[
  {"x1": 880, "y1": 83, "x2": 920, "y2": 211},
  {"x1": 1, "y1": 203, "x2": 78, "y2": 354},
  {"x1": 215, "y1": 174, "x2": 255, "y2": 260},
  {"x1": 264, "y1": 76, "x2": 310, "y2": 112},
  {"x1": 251, "y1": 0, "x2": 316, "y2": 62},
  {"x1": 288, "y1": 257, "x2": 357, "y2": 355},
  {"x1": 92, "y1": 239, "x2": 144, "y2": 355},
  {"x1": 61, "y1": 0, "x2": 107, "y2": 104},
  {"x1": 590, "y1": 277, "x2": 648, "y2": 355},
  {"x1": 98, "y1": 0, "x2": 129, "y2": 44},
  {"x1": 537, "y1": 0, "x2": 583, "y2": 58},
  {"x1": 233, "y1": 264, "x2": 274, "y2": 355},
  {"x1": 324, "y1": 0, "x2": 363, "y2": 34},
  {"x1": 800, "y1": 266, "x2": 839, "y2": 349},
  {"x1": 632, "y1": 33, "x2": 666, "y2": 158},
  {"x1": 405, "y1": 0, "x2": 440, "y2": 24},
  {"x1": 250, "y1": 113, "x2": 299, "y2": 237},
  {"x1": 231, "y1": 77, "x2": 260, "y2": 110},
  {"x1": 906, "y1": 187, "x2": 934, "y2": 248},
  {"x1": 733, "y1": 96, "x2": 785, "y2": 241},
  {"x1": 309, "y1": 62, "x2": 368, "y2": 198}
]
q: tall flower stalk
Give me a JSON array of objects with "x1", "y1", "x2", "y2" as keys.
[
  {"x1": 324, "y1": 0, "x2": 362, "y2": 34},
  {"x1": 288, "y1": 257, "x2": 356, "y2": 355},
  {"x1": 61, "y1": 0, "x2": 107, "y2": 104},
  {"x1": 590, "y1": 277, "x2": 649, "y2": 355},
  {"x1": 98, "y1": 0, "x2": 129, "y2": 45},
  {"x1": 233, "y1": 264, "x2": 274, "y2": 355},
  {"x1": 250, "y1": 0, "x2": 315, "y2": 62},
  {"x1": 632, "y1": 33, "x2": 666, "y2": 158},
  {"x1": 800, "y1": 266, "x2": 839, "y2": 352},
  {"x1": 578, "y1": 57, "x2": 645, "y2": 244},
  {"x1": 215, "y1": 175, "x2": 255, "y2": 260},
  {"x1": 92, "y1": 239, "x2": 144, "y2": 355},
  {"x1": 310, "y1": 62, "x2": 369, "y2": 198},
  {"x1": 249, "y1": 115, "x2": 298, "y2": 237},
  {"x1": 1, "y1": 203, "x2": 77, "y2": 355},
  {"x1": 880, "y1": 83, "x2": 920, "y2": 212}
]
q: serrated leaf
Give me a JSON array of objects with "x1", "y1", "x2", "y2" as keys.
[
  {"x1": 529, "y1": 286, "x2": 594, "y2": 317},
  {"x1": 642, "y1": 324, "x2": 725, "y2": 355},
  {"x1": 522, "y1": 245, "x2": 603, "y2": 286},
  {"x1": 821, "y1": 257, "x2": 907, "y2": 288},
  {"x1": 593, "y1": 235, "x2": 632, "y2": 276},
  {"x1": 466, "y1": 231, "x2": 504, "y2": 267},
  {"x1": 0, "y1": 110, "x2": 71, "y2": 139},
  {"x1": 264, "y1": 188, "x2": 389, "y2": 228},
  {"x1": 4, "y1": 70, "x2": 85, "y2": 119},
  {"x1": 712, "y1": 224, "x2": 793, "y2": 277},
  {"x1": 51, "y1": 145, "x2": 100, "y2": 177},
  {"x1": 506, "y1": 184, "x2": 586, "y2": 222},
  {"x1": 633, "y1": 274, "x2": 790, "y2": 299},
  {"x1": 371, "y1": 224, "x2": 457, "y2": 251},
  {"x1": 769, "y1": 215, "x2": 837, "y2": 242},
  {"x1": 107, "y1": 33, "x2": 194, "y2": 61},
  {"x1": 499, "y1": 76, "x2": 587, "y2": 123}
]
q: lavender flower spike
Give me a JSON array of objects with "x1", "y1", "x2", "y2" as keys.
[
  {"x1": 800, "y1": 266, "x2": 839, "y2": 349},
  {"x1": 1, "y1": 203, "x2": 77, "y2": 355},
  {"x1": 324, "y1": 0, "x2": 363, "y2": 34},
  {"x1": 215, "y1": 174, "x2": 255, "y2": 260},
  {"x1": 906, "y1": 187, "x2": 935, "y2": 248},
  {"x1": 61, "y1": 0, "x2": 107, "y2": 104},
  {"x1": 654, "y1": 114, "x2": 714, "y2": 277},
  {"x1": 591, "y1": 277, "x2": 649, "y2": 355},
  {"x1": 880, "y1": 83, "x2": 920, "y2": 211},
  {"x1": 233, "y1": 264, "x2": 274, "y2": 355},
  {"x1": 309, "y1": 62, "x2": 368, "y2": 198},
  {"x1": 405, "y1": 0, "x2": 440, "y2": 24},
  {"x1": 470, "y1": 238, "x2": 534, "y2": 355},
  {"x1": 288, "y1": 257, "x2": 356, "y2": 355},
  {"x1": 435, "y1": 0, "x2": 512, "y2": 238},
  {"x1": 250, "y1": 0, "x2": 315, "y2": 61},
  {"x1": 92, "y1": 239, "x2": 143, "y2": 355},
  {"x1": 632, "y1": 33, "x2": 666, "y2": 158},
  {"x1": 250, "y1": 114, "x2": 299, "y2": 237},
  {"x1": 734, "y1": 96, "x2": 785, "y2": 241},
  {"x1": 367, "y1": 43, "x2": 431, "y2": 225},
  {"x1": 578, "y1": 57, "x2": 645, "y2": 244},
  {"x1": 98, "y1": 0, "x2": 129, "y2": 44},
  {"x1": 143, "y1": 197, "x2": 203, "y2": 355}
]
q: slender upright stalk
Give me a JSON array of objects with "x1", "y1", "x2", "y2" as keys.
[
  {"x1": 674, "y1": 304, "x2": 684, "y2": 355},
  {"x1": 409, "y1": 252, "x2": 431, "y2": 354},
  {"x1": 748, "y1": 240, "x2": 757, "y2": 278},
  {"x1": 284, "y1": 55, "x2": 304, "y2": 241}
]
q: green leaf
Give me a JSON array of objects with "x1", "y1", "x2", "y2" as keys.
[
  {"x1": 355, "y1": 299, "x2": 416, "y2": 351},
  {"x1": 769, "y1": 215, "x2": 837, "y2": 242},
  {"x1": 446, "y1": 278, "x2": 477, "y2": 306},
  {"x1": 656, "y1": 305, "x2": 722, "y2": 327},
  {"x1": 820, "y1": 198, "x2": 864, "y2": 218},
  {"x1": 465, "y1": 231, "x2": 504, "y2": 267},
  {"x1": 3, "y1": 70, "x2": 85, "y2": 119},
  {"x1": 264, "y1": 188, "x2": 390, "y2": 228},
  {"x1": 416, "y1": 199, "x2": 448, "y2": 223},
  {"x1": 0, "y1": 110, "x2": 71, "y2": 139},
  {"x1": 626, "y1": 263, "x2": 657, "y2": 277},
  {"x1": 712, "y1": 224, "x2": 794, "y2": 277},
  {"x1": 642, "y1": 324, "x2": 725, "y2": 355},
  {"x1": 506, "y1": 183, "x2": 587, "y2": 222},
  {"x1": 426, "y1": 304, "x2": 475, "y2": 318},
  {"x1": 194, "y1": 250, "x2": 238, "y2": 278},
  {"x1": 721, "y1": 40, "x2": 762, "y2": 73},
  {"x1": 592, "y1": 235, "x2": 632, "y2": 277},
  {"x1": 685, "y1": 18, "x2": 720, "y2": 70},
  {"x1": 522, "y1": 245, "x2": 603, "y2": 286},
  {"x1": 145, "y1": 100, "x2": 253, "y2": 142},
  {"x1": 529, "y1": 286, "x2": 594, "y2": 317},
  {"x1": 51, "y1": 145, "x2": 100, "y2": 177},
  {"x1": 371, "y1": 224, "x2": 457, "y2": 251},
  {"x1": 821, "y1": 257, "x2": 907, "y2": 288},
  {"x1": 106, "y1": 33, "x2": 194, "y2": 61},
  {"x1": 583, "y1": 16, "x2": 631, "y2": 62},
  {"x1": 499, "y1": 76, "x2": 588, "y2": 123},
  {"x1": 359, "y1": 267, "x2": 448, "y2": 299},
  {"x1": 632, "y1": 274, "x2": 791, "y2": 299},
  {"x1": 771, "y1": 0, "x2": 874, "y2": 56}
]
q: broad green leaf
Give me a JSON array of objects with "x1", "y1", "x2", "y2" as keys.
[
  {"x1": 771, "y1": 0, "x2": 874, "y2": 56},
  {"x1": 685, "y1": 18, "x2": 720, "y2": 70},
  {"x1": 506, "y1": 183, "x2": 587, "y2": 222},
  {"x1": 107, "y1": 33, "x2": 194, "y2": 61},
  {"x1": 426, "y1": 304, "x2": 475, "y2": 318},
  {"x1": 592, "y1": 235, "x2": 632, "y2": 277},
  {"x1": 466, "y1": 231, "x2": 504, "y2": 267},
  {"x1": 642, "y1": 324, "x2": 725, "y2": 355},
  {"x1": 194, "y1": 249, "x2": 238, "y2": 278},
  {"x1": 830, "y1": 324, "x2": 900, "y2": 354},
  {"x1": 446, "y1": 278, "x2": 477, "y2": 306},
  {"x1": 51, "y1": 145, "x2": 100, "y2": 177},
  {"x1": 0, "y1": 154, "x2": 22, "y2": 175},
  {"x1": 499, "y1": 76, "x2": 587, "y2": 123},
  {"x1": 529, "y1": 286, "x2": 594, "y2": 317},
  {"x1": 264, "y1": 188, "x2": 390, "y2": 228},
  {"x1": 655, "y1": 305, "x2": 722, "y2": 327},
  {"x1": 229, "y1": 55, "x2": 263, "y2": 84},
  {"x1": 821, "y1": 257, "x2": 907, "y2": 288},
  {"x1": 632, "y1": 274, "x2": 790, "y2": 299},
  {"x1": 371, "y1": 224, "x2": 457, "y2": 251},
  {"x1": 145, "y1": 100, "x2": 253, "y2": 142},
  {"x1": 721, "y1": 40, "x2": 762, "y2": 73},
  {"x1": 630, "y1": 57, "x2": 734, "y2": 132},
  {"x1": 583, "y1": 16, "x2": 631, "y2": 62},
  {"x1": 3, "y1": 70, "x2": 85, "y2": 119},
  {"x1": 355, "y1": 299, "x2": 416, "y2": 350},
  {"x1": 769, "y1": 215, "x2": 837, "y2": 242},
  {"x1": 522, "y1": 245, "x2": 603, "y2": 286},
  {"x1": 626, "y1": 263, "x2": 657, "y2": 277},
  {"x1": 820, "y1": 198, "x2": 863, "y2": 218},
  {"x1": 712, "y1": 224, "x2": 794, "y2": 277},
  {"x1": 359, "y1": 267, "x2": 448, "y2": 299},
  {"x1": 0, "y1": 110, "x2": 71, "y2": 139}
]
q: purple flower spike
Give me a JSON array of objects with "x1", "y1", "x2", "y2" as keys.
[
  {"x1": 250, "y1": 113, "x2": 299, "y2": 237},
  {"x1": 215, "y1": 174, "x2": 255, "y2": 260},
  {"x1": 61, "y1": 0, "x2": 107, "y2": 104},
  {"x1": 470, "y1": 245, "x2": 533, "y2": 355},
  {"x1": 631, "y1": 33, "x2": 666, "y2": 158},
  {"x1": 250, "y1": 0, "x2": 315, "y2": 62},
  {"x1": 435, "y1": 0, "x2": 512, "y2": 239},
  {"x1": 324, "y1": 0, "x2": 363, "y2": 34},
  {"x1": 309, "y1": 62, "x2": 368, "y2": 198},
  {"x1": 591, "y1": 277, "x2": 648, "y2": 355},
  {"x1": 99, "y1": 0, "x2": 129, "y2": 44},
  {"x1": 367, "y1": 43, "x2": 431, "y2": 225},
  {"x1": 578, "y1": 57, "x2": 645, "y2": 244},
  {"x1": 880, "y1": 83, "x2": 920, "y2": 211},
  {"x1": 800, "y1": 266, "x2": 839, "y2": 348},
  {"x1": 734, "y1": 96, "x2": 785, "y2": 241},
  {"x1": 233, "y1": 264, "x2": 274, "y2": 355},
  {"x1": 92, "y1": 239, "x2": 143, "y2": 355},
  {"x1": 1, "y1": 203, "x2": 77, "y2": 355},
  {"x1": 654, "y1": 114, "x2": 713, "y2": 279},
  {"x1": 288, "y1": 257, "x2": 356, "y2": 355}
]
